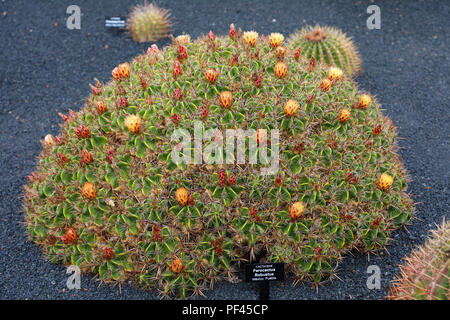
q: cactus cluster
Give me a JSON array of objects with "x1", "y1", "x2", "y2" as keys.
[
  {"x1": 24, "y1": 26, "x2": 413, "y2": 298},
  {"x1": 389, "y1": 220, "x2": 449, "y2": 300},
  {"x1": 127, "y1": 3, "x2": 171, "y2": 43},
  {"x1": 287, "y1": 25, "x2": 362, "y2": 77}
]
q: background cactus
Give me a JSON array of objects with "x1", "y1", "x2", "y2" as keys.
[
  {"x1": 287, "y1": 25, "x2": 362, "y2": 77},
  {"x1": 24, "y1": 27, "x2": 413, "y2": 298},
  {"x1": 127, "y1": 2, "x2": 171, "y2": 43},
  {"x1": 389, "y1": 220, "x2": 449, "y2": 300}
]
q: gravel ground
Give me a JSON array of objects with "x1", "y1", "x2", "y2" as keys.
[{"x1": 0, "y1": 0, "x2": 449, "y2": 300}]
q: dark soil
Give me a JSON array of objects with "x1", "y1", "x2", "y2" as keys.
[{"x1": 0, "y1": 0, "x2": 448, "y2": 299}]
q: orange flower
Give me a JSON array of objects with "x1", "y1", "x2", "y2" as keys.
[
  {"x1": 338, "y1": 109, "x2": 351, "y2": 123},
  {"x1": 81, "y1": 182, "x2": 96, "y2": 199},
  {"x1": 269, "y1": 33, "x2": 284, "y2": 47},
  {"x1": 118, "y1": 62, "x2": 130, "y2": 78},
  {"x1": 289, "y1": 201, "x2": 305, "y2": 220},
  {"x1": 284, "y1": 99, "x2": 299, "y2": 117},
  {"x1": 320, "y1": 78, "x2": 331, "y2": 92},
  {"x1": 81, "y1": 149, "x2": 93, "y2": 164},
  {"x1": 328, "y1": 67, "x2": 343, "y2": 81},
  {"x1": 275, "y1": 46, "x2": 286, "y2": 59},
  {"x1": 379, "y1": 173, "x2": 394, "y2": 190},
  {"x1": 205, "y1": 69, "x2": 217, "y2": 84},
  {"x1": 220, "y1": 91, "x2": 233, "y2": 109},
  {"x1": 65, "y1": 228, "x2": 78, "y2": 242},
  {"x1": 112, "y1": 67, "x2": 121, "y2": 80},
  {"x1": 124, "y1": 115, "x2": 141, "y2": 133},
  {"x1": 170, "y1": 258, "x2": 183, "y2": 273},
  {"x1": 175, "y1": 187, "x2": 189, "y2": 206},
  {"x1": 243, "y1": 31, "x2": 258, "y2": 46},
  {"x1": 274, "y1": 62, "x2": 287, "y2": 78},
  {"x1": 359, "y1": 94, "x2": 372, "y2": 109},
  {"x1": 96, "y1": 101, "x2": 107, "y2": 114}
]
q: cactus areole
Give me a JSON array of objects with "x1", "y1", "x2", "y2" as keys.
[{"x1": 24, "y1": 27, "x2": 413, "y2": 298}]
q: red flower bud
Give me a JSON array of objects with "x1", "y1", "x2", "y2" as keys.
[
  {"x1": 294, "y1": 47, "x2": 302, "y2": 59},
  {"x1": 173, "y1": 60, "x2": 182, "y2": 77},
  {"x1": 208, "y1": 30, "x2": 215, "y2": 40},
  {"x1": 177, "y1": 45, "x2": 188, "y2": 61},
  {"x1": 228, "y1": 173, "x2": 236, "y2": 185},
  {"x1": 373, "y1": 125, "x2": 382, "y2": 136},
  {"x1": 229, "y1": 24, "x2": 236, "y2": 38},
  {"x1": 309, "y1": 57, "x2": 316, "y2": 69},
  {"x1": 172, "y1": 113, "x2": 181, "y2": 125},
  {"x1": 103, "y1": 247, "x2": 114, "y2": 260}
]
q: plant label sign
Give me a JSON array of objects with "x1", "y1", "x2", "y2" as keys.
[
  {"x1": 245, "y1": 262, "x2": 284, "y2": 282},
  {"x1": 105, "y1": 16, "x2": 126, "y2": 28}
]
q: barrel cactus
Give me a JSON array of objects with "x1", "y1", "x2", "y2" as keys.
[
  {"x1": 127, "y1": 2, "x2": 171, "y2": 43},
  {"x1": 389, "y1": 220, "x2": 449, "y2": 300},
  {"x1": 24, "y1": 25, "x2": 413, "y2": 298},
  {"x1": 287, "y1": 25, "x2": 362, "y2": 77}
]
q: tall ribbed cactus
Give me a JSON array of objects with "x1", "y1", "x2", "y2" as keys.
[
  {"x1": 389, "y1": 220, "x2": 450, "y2": 300},
  {"x1": 127, "y1": 3, "x2": 171, "y2": 43},
  {"x1": 287, "y1": 25, "x2": 362, "y2": 77}
]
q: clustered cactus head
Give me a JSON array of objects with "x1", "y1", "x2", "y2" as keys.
[
  {"x1": 389, "y1": 220, "x2": 449, "y2": 300},
  {"x1": 287, "y1": 25, "x2": 362, "y2": 77},
  {"x1": 127, "y1": 2, "x2": 171, "y2": 43},
  {"x1": 24, "y1": 25, "x2": 413, "y2": 298}
]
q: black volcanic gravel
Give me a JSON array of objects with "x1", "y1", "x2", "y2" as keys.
[{"x1": 0, "y1": 0, "x2": 449, "y2": 300}]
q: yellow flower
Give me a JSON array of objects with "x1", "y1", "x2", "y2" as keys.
[
  {"x1": 338, "y1": 109, "x2": 351, "y2": 123},
  {"x1": 175, "y1": 187, "x2": 189, "y2": 206},
  {"x1": 124, "y1": 115, "x2": 141, "y2": 133},
  {"x1": 328, "y1": 67, "x2": 343, "y2": 81},
  {"x1": 359, "y1": 94, "x2": 372, "y2": 109},
  {"x1": 274, "y1": 61, "x2": 287, "y2": 78},
  {"x1": 269, "y1": 32, "x2": 284, "y2": 47},
  {"x1": 289, "y1": 201, "x2": 305, "y2": 220},
  {"x1": 379, "y1": 173, "x2": 394, "y2": 190},
  {"x1": 284, "y1": 99, "x2": 299, "y2": 117},
  {"x1": 243, "y1": 31, "x2": 258, "y2": 46}
]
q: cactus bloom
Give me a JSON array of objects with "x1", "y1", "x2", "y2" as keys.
[
  {"x1": 44, "y1": 134, "x2": 55, "y2": 146},
  {"x1": 320, "y1": 78, "x2": 331, "y2": 92},
  {"x1": 289, "y1": 201, "x2": 305, "y2": 220},
  {"x1": 81, "y1": 149, "x2": 93, "y2": 164},
  {"x1": 284, "y1": 99, "x2": 299, "y2": 117},
  {"x1": 173, "y1": 60, "x2": 182, "y2": 77},
  {"x1": 274, "y1": 62, "x2": 287, "y2": 78},
  {"x1": 243, "y1": 31, "x2": 258, "y2": 46},
  {"x1": 379, "y1": 173, "x2": 394, "y2": 190},
  {"x1": 359, "y1": 94, "x2": 372, "y2": 109},
  {"x1": 205, "y1": 68, "x2": 217, "y2": 84},
  {"x1": 170, "y1": 258, "x2": 183, "y2": 273},
  {"x1": 219, "y1": 91, "x2": 233, "y2": 109},
  {"x1": 328, "y1": 67, "x2": 343, "y2": 81},
  {"x1": 65, "y1": 228, "x2": 78, "y2": 243},
  {"x1": 118, "y1": 63, "x2": 130, "y2": 78},
  {"x1": 124, "y1": 115, "x2": 141, "y2": 133},
  {"x1": 81, "y1": 182, "x2": 96, "y2": 199},
  {"x1": 275, "y1": 46, "x2": 286, "y2": 59},
  {"x1": 338, "y1": 109, "x2": 351, "y2": 123},
  {"x1": 269, "y1": 32, "x2": 284, "y2": 47},
  {"x1": 96, "y1": 101, "x2": 107, "y2": 114},
  {"x1": 229, "y1": 24, "x2": 236, "y2": 38},
  {"x1": 103, "y1": 247, "x2": 114, "y2": 260},
  {"x1": 175, "y1": 187, "x2": 189, "y2": 206}
]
